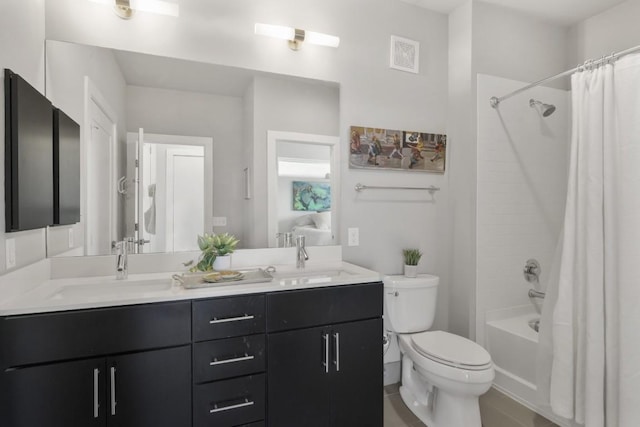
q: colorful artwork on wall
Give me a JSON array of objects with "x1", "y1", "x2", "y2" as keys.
[
  {"x1": 349, "y1": 126, "x2": 447, "y2": 173},
  {"x1": 292, "y1": 181, "x2": 331, "y2": 211}
]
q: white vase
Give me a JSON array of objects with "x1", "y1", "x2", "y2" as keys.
[
  {"x1": 212, "y1": 255, "x2": 232, "y2": 271},
  {"x1": 404, "y1": 264, "x2": 417, "y2": 278}
]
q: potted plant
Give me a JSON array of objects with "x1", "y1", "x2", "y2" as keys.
[
  {"x1": 193, "y1": 233, "x2": 239, "y2": 272},
  {"x1": 402, "y1": 248, "x2": 422, "y2": 278}
]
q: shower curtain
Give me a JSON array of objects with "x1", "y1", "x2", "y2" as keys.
[{"x1": 538, "y1": 52, "x2": 640, "y2": 427}]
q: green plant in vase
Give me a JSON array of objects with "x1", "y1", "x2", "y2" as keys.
[
  {"x1": 192, "y1": 233, "x2": 239, "y2": 272},
  {"x1": 402, "y1": 248, "x2": 422, "y2": 278},
  {"x1": 402, "y1": 249, "x2": 422, "y2": 266}
]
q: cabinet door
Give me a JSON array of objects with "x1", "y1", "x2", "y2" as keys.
[
  {"x1": 107, "y1": 346, "x2": 191, "y2": 427},
  {"x1": 0, "y1": 358, "x2": 106, "y2": 427},
  {"x1": 267, "y1": 326, "x2": 331, "y2": 427},
  {"x1": 330, "y1": 318, "x2": 383, "y2": 427}
]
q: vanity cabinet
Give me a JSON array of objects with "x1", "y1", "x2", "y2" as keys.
[
  {"x1": 0, "y1": 301, "x2": 192, "y2": 427},
  {"x1": 0, "y1": 280, "x2": 382, "y2": 427},
  {"x1": 192, "y1": 295, "x2": 267, "y2": 427},
  {"x1": 266, "y1": 282, "x2": 383, "y2": 427}
]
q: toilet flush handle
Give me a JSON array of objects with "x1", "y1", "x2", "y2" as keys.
[{"x1": 387, "y1": 291, "x2": 399, "y2": 297}]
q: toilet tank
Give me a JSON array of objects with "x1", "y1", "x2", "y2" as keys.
[{"x1": 383, "y1": 274, "x2": 439, "y2": 333}]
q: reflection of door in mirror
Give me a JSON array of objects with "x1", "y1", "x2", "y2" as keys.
[
  {"x1": 127, "y1": 131, "x2": 213, "y2": 253},
  {"x1": 86, "y1": 91, "x2": 117, "y2": 256},
  {"x1": 267, "y1": 132, "x2": 340, "y2": 248}
]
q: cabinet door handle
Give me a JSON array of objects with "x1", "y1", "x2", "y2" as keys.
[
  {"x1": 93, "y1": 368, "x2": 100, "y2": 419},
  {"x1": 209, "y1": 398, "x2": 254, "y2": 414},
  {"x1": 322, "y1": 333, "x2": 330, "y2": 373},
  {"x1": 333, "y1": 332, "x2": 340, "y2": 372},
  {"x1": 209, "y1": 353, "x2": 255, "y2": 366},
  {"x1": 110, "y1": 367, "x2": 117, "y2": 416},
  {"x1": 209, "y1": 314, "x2": 254, "y2": 324}
]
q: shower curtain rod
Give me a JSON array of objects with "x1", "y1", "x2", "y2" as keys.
[{"x1": 489, "y1": 43, "x2": 640, "y2": 108}]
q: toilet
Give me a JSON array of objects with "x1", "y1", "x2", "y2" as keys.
[{"x1": 384, "y1": 274, "x2": 494, "y2": 427}]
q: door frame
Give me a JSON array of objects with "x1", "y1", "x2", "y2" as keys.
[
  {"x1": 83, "y1": 76, "x2": 118, "y2": 255},
  {"x1": 266, "y1": 131, "x2": 340, "y2": 248},
  {"x1": 133, "y1": 132, "x2": 214, "y2": 251}
]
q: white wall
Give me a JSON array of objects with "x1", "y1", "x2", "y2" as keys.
[
  {"x1": 251, "y1": 75, "x2": 339, "y2": 248},
  {"x1": 567, "y1": 0, "x2": 640, "y2": 65},
  {"x1": 475, "y1": 74, "x2": 569, "y2": 344},
  {"x1": 473, "y1": 1, "x2": 570, "y2": 90},
  {"x1": 44, "y1": 41, "x2": 128, "y2": 257},
  {"x1": 0, "y1": 0, "x2": 47, "y2": 274},
  {"x1": 446, "y1": 0, "x2": 570, "y2": 340},
  {"x1": 125, "y1": 85, "x2": 246, "y2": 245},
  {"x1": 447, "y1": 0, "x2": 475, "y2": 339}
]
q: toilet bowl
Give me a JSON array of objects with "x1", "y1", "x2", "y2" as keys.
[{"x1": 384, "y1": 275, "x2": 494, "y2": 427}]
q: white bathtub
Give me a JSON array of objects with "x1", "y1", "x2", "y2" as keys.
[{"x1": 485, "y1": 307, "x2": 569, "y2": 427}]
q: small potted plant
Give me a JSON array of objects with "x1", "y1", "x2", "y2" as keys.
[
  {"x1": 402, "y1": 248, "x2": 422, "y2": 278},
  {"x1": 193, "y1": 233, "x2": 239, "y2": 272}
]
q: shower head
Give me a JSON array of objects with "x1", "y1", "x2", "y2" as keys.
[{"x1": 529, "y1": 99, "x2": 556, "y2": 117}]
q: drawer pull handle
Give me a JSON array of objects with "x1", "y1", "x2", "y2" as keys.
[
  {"x1": 110, "y1": 366, "x2": 117, "y2": 416},
  {"x1": 93, "y1": 368, "x2": 100, "y2": 419},
  {"x1": 322, "y1": 333, "x2": 329, "y2": 373},
  {"x1": 209, "y1": 353, "x2": 255, "y2": 366},
  {"x1": 209, "y1": 314, "x2": 254, "y2": 324},
  {"x1": 209, "y1": 398, "x2": 254, "y2": 414},
  {"x1": 333, "y1": 332, "x2": 340, "y2": 372}
]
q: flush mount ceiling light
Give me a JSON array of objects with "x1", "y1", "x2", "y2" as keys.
[
  {"x1": 254, "y1": 23, "x2": 340, "y2": 50},
  {"x1": 89, "y1": 0, "x2": 179, "y2": 19}
]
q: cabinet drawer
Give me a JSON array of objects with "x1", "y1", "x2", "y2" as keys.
[
  {"x1": 193, "y1": 374, "x2": 265, "y2": 427},
  {"x1": 266, "y1": 282, "x2": 382, "y2": 332},
  {"x1": 193, "y1": 335, "x2": 265, "y2": 383},
  {"x1": 193, "y1": 295, "x2": 265, "y2": 342},
  {"x1": 0, "y1": 301, "x2": 191, "y2": 369}
]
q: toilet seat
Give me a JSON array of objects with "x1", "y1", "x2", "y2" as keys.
[{"x1": 410, "y1": 331, "x2": 492, "y2": 371}]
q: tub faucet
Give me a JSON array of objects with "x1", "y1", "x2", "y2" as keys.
[
  {"x1": 115, "y1": 240, "x2": 128, "y2": 280},
  {"x1": 296, "y1": 235, "x2": 309, "y2": 269},
  {"x1": 528, "y1": 289, "x2": 545, "y2": 299}
]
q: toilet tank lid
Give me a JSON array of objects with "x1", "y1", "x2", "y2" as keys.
[{"x1": 383, "y1": 274, "x2": 439, "y2": 289}]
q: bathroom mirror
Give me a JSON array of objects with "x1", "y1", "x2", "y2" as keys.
[{"x1": 43, "y1": 40, "x2": 340, "y2": 257}]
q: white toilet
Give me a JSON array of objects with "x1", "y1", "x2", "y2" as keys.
[{"x1": 384, "y1": 274, "x2": 494, "y2": 427}]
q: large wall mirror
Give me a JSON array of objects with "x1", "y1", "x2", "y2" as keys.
[{"x1": 43, "y1": 40, "x2": 340, "y2": 257}]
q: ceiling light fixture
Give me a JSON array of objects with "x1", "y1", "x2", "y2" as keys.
[
  {"x1": 254, "y1": 23, "x2": 340, "y2": 50},
  {"x1": 89, "y1": 0, "x2": 179, "y2": 19}
]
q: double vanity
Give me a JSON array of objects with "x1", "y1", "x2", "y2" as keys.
[{"x1": 0, "y1": 256, "x2": 383, "y2": 427}]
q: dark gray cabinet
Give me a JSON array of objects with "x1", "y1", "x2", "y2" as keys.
[
  {"x1": 0, "y1": 358, "x2": 106, "y2": 427},
  {"x1": 0, "y1": 281, "x2": 383, "y2": 427},
  {"x1": 0, "y1": 302, "x2": 192, "y2": 427},
  {"x1": 266, "y1": 282, "x2": 383, "y2": 427},
  {"x1": 192, "y1": 295, "x2": 267, "y2": 427}
]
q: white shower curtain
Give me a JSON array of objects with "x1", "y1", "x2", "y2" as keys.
[{"x1": 538, "y1": 52, "x2": 640, "y2": 427}]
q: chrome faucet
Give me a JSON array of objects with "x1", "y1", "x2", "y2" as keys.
[
  {"x1": 115, "y1": 240, "x2": 128, "y2": 280},
  {"x1": 296, "y1": 235, "x2": 309, "y2": 269},
  {"x1": 528, "y1": 289, "x2": 545, "y2": 299}
]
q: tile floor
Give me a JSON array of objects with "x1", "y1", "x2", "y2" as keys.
[{"x1": 384, "y1": 384, "x2": 560, "y2": 427}]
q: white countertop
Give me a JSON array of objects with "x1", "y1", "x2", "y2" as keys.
[{"x1": 0, "y1": 261, "x2": 382, "y2": 316}]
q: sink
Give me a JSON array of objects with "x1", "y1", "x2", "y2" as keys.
[
  {"x1": 47, "y1": 278, "x2": 173, "y2": 300},
  {"x1": 271, "y1": 268, "x2": 354, "y2": 285}
]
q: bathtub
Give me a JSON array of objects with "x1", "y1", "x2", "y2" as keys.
[{"x1": 485, "y1": 307, "x2": 569, "y2": 427}]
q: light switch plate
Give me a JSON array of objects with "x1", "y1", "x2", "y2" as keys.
[
  {"x1": 212, "y1": 217, "x2": 227, "y2": 227},
  {"x1": 347, "y1": 227, "x2": 359, "y2": 246},
  {"x1": 6, "y1": 238, "x2": 16, "y2": 269}
]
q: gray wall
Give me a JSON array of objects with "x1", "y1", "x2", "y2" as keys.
[
  {"x1": 0, "y1": 1, "x2": 47, "y2": 272},
  {"x1": 250, "y1": 76, "x2": 339, "y2": 248},
  {"x1": 44, "y1": 41, "x2": 128, "y2": 256},
  {"x1": 125, "y1": 86, "x2": 246, "y2": 245}
]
